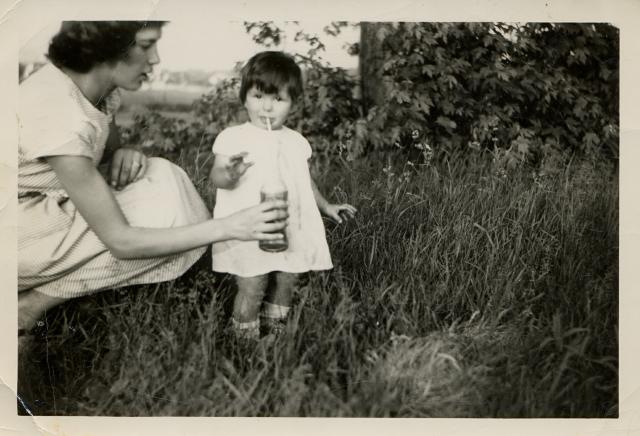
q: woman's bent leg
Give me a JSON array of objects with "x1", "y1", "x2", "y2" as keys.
[
  {"x1": 19, "y1": 157, "x2": 211, "y2": 299},
  {"x1": 18, "y1": 289, "x2": 67, "y2": 331}
]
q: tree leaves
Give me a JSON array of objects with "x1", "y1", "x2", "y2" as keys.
[
  {"x1": 584, "y1": 132, "x2": 601, "y2": 150},
  {"x1": 436, "y1": 116, "x2": 457, "y2": 130},
  {"x1": 129, "y1": 22, "x2": 618, "y2": 166},
  {"x1": 360, "y1": 22, "x2": 618, "y2": 161}
]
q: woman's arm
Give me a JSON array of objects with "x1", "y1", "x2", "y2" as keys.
[
  {"x1": 47, "y1": 154, "x2": 287, "y2": 259},
  {"x1": 100, "y1": 119, "x2": 122, "y2": 166}
]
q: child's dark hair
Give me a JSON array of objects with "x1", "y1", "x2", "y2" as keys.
[{"x1": 239, "y1": 51, "x2": 303, "y2": 104}]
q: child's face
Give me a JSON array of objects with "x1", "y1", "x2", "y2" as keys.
[{"x1": 244, "y1": 85, "x2": 292, "y2": 130}]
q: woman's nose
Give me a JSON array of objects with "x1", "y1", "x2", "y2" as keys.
[{"x1": 148, "y1": 46, "x2": 160, "y2": 65}]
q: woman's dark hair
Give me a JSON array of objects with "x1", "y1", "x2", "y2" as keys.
[
  {"x1": 239, "y1": 51, "x2": 303, "y2": 104},
  {"x1": 47, "y1": 21, "x2": 166, "y2": 73}
]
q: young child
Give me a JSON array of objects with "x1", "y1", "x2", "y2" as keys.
[{"x1": 209, "y1": 51, "x2": 357, "y2": 341}]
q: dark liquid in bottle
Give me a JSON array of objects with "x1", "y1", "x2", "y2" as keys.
[{"x1": 258, "y1": 190, "x2": 288, "y2": 252}]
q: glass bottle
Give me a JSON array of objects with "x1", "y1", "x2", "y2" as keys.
[{"x1": 259, "y1": 138, "x2": 288, "y2": 252}]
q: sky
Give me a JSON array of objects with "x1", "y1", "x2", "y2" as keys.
[{"x1": 19, "y1": 20, "x2": 360, "y2": 72}]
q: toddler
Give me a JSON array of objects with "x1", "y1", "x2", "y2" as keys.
[{"x1": 209, "y1": 51, "x2": 357, "y2": 341}]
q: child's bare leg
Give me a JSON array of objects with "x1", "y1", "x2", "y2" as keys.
[
  {"x1": 261, "y1": 272, "x2": 298, "y2": 336},
  {"x1": 266, "y1": 272, "x2": 297, "y2": 307},
  {"x1": 233, "y1": 274, "x2": 269, "y2": 340}
]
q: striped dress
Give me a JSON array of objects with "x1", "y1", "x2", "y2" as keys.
[{"x1": 18, "y1": 63, "x2": 210, "y2": 298}]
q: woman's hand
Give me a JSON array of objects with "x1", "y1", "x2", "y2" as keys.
[
  {"x1": 109, "y1": 148, "x2": 148, "y2": 190},
  {"x1": 222, "y1": 200, "x2": 289, "y2": 241},
  {"x1": 322, "y1": 203, "x2": 358, "y2": 224}
]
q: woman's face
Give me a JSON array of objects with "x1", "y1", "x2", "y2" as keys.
[
  {"x1": 111, "y1": 27, "x2": 162, "y2": 91},
  {"x1": 244, "y1": 85, "x2": 293, "y2": 130}
]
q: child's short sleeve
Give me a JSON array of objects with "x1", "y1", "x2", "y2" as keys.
[
  {"x1": 298, "y1": 132, "x2": 313, "y2": 160},
  {"x1": 211, "y1": 128, "x2": 237, "y2": 155}
]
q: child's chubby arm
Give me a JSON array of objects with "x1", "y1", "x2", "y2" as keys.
[
  {"x1": 209, "y1": 152, "x2": 254, "y2": 190},
  {"x1": 310, "y1": 177, "x2": 357, "y2": 224}
]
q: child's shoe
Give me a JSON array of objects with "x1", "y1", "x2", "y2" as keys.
[
  {"x1": 228, "y1": 319, "x2": 260, "y2": 367},
  {"x1": 259, "y1": 302, "x2": 290, "y2": 338},
  {"x1": 260, "y1": 316, "x2": 287, "y2": 338}
]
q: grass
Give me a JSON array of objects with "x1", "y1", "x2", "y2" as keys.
[{"x1": 17, "y1": 142, "x2": 618, "y2": 417}]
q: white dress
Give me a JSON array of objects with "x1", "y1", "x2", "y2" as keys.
[
  {"x1": 18, "y1": 63, "x2": 211, "y2": 298},
  {"x1": 211, "y1": 122, "x2": 333, "y2": 277}
]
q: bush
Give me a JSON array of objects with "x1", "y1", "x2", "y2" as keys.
[
  {"x1": 363, "y1": 23, "x2": 618, "y2": 166},
  {"x1": 122, "y1": 22, "x2": 619, "y2": 170}
]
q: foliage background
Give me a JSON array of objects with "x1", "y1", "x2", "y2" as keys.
[{"x1": 123, "y1": 22, "x2": 618, "y2": 171}]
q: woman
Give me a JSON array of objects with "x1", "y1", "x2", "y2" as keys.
[{"x1": 18, "y1": 21, "x2": 288, "y2": 335}]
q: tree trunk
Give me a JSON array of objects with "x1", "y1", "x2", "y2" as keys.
[{"x1": 359, "y1": 22, "x2": 387, "y2": 116}]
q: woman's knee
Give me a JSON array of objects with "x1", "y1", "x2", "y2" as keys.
[
  {"x1": 118, "y1": 157, "x2": 209, "y2": 228},
  {"x1": 146, "y1": 156, "x2": 175, "y2": 172},
  {"x1": 140, "y1": 156, "x2": 182, "y2": 182}
]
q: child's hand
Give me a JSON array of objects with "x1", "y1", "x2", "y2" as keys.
[
  {"x1": 226, "y1": 152, "x2": 254, "y2": 181},
  {"x1": 210, "y1": 152, "x2": 254, "y2": 190},
  {"x1": 323, "y1": 203, "x2": 357, "y2": 224}
]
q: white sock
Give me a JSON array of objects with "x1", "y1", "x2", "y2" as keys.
[
  {"x1": 260, "y1": 302, "x2": 290, "y2": 319},
  {"x1": 231, "y1": 318, "x2": 260, "y2": 339}
]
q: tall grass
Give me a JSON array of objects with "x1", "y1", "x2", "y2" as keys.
[{"x1": 18, "y1": 146, "x2": 618, "y2": 417}]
